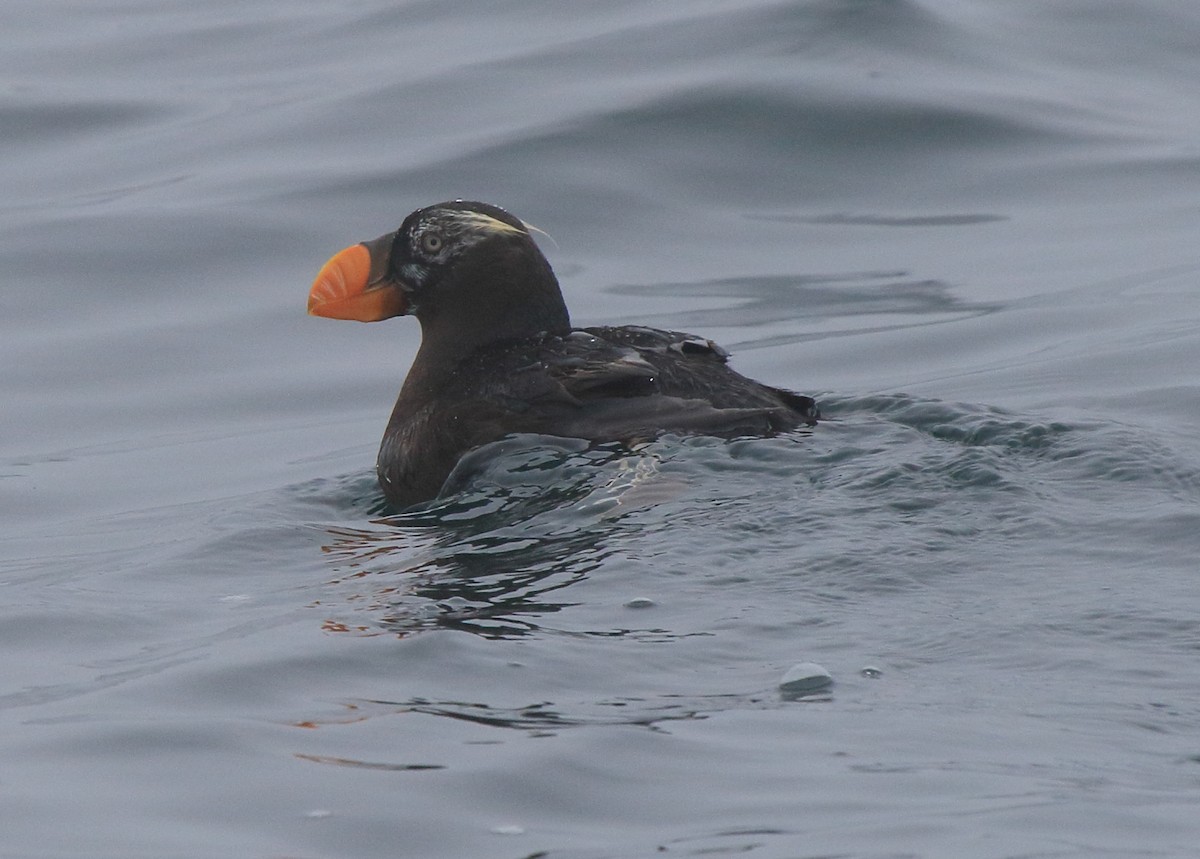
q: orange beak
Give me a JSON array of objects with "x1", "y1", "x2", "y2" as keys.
[{"x1": 307, "y1": 237, "x2": 409, "y2": 322}]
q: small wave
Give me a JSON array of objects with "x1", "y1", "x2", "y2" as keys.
[{"x1": 300, "y1": 393, "x2": 1198, "y2": 639}]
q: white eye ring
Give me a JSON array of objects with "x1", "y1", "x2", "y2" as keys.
[{"x1": 420, "y1": 232, "x2": 443, "y2": 254}]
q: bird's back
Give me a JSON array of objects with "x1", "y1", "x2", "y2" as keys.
[{"x1": 376, "y1": 326, "x2": 817, "y2": 507}]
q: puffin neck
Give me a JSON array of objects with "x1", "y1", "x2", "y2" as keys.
[{"x1": 401, "y1": 248, "x2": 571, "y2": 395}]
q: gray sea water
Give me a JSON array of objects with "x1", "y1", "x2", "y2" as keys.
[{"x1": 3, "y1": 1, "x2": 1200, "y2": 857}]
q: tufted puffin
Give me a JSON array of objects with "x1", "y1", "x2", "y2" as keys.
[{"x1": 308, "y1": 200, "x2": 819, "y2": 509}]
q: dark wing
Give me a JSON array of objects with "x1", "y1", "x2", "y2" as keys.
[
  {"x1": 487, "y1": 326, "x2": 818, "y2": 441},
  {"x1": 580, "y1": 326, "x2": 817, "y2": 421},
  {"x1": 383, "y1": 327, "x2": 818, "y2": 507}
]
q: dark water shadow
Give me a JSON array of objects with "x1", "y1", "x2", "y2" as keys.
[
  {"x1": 306, "y1": 390, "x2": 1200, "y2": 652},
  {"x1": 292, "y1": 689, "x2": 796, "y2": 739},
  {"x1": 604, "y1": 271, "x2": 1002, "y2": 348},
  {"x1": 313, "y1": 438, "x2": 660, "y2": 639}
]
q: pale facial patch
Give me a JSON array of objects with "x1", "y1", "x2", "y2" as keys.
[{"x1": 409, "y1": 209, "x2": 529, "y2": 265}]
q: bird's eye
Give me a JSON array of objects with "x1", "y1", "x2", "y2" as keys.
[{"x1": 420, "y1": 232, "x2": 443, "y2": 254}]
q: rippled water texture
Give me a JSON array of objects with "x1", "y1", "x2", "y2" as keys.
[{"x1": 3, "y1": 1, "x2": 1200, "y2": 857}]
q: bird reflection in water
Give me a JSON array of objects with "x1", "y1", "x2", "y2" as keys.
[{"x1": 312, "y1": 438, "x2": 681, "y2": 639}]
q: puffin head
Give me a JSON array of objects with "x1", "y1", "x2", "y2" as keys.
[{"x1": 308, "y1": 200, "x2": 569, "y2": 338}]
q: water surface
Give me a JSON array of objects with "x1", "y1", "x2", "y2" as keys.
[{"x1": 3, "y1": 1, "x2": 1200, "y2": 857}]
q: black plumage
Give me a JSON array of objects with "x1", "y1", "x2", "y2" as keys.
[{"x1": 308, "y1": 201, "x2": 818, "y2": 509}]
